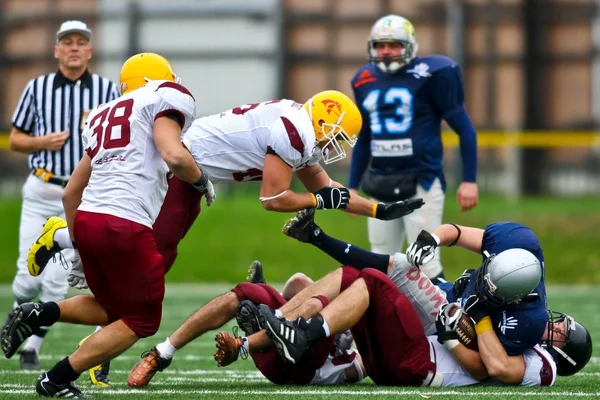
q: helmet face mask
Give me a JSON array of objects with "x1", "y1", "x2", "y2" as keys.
[
  {"x1": 120, "y1": 53, "x2": 181, "y2": 95},
  {"x1": 542, "y1": 310, "x2": 593, "y2": 376},
  {"x1": 303, "y1": 91, "x2": 362, "y2": 165},
  {"x1": 475, "y1": 248, "x2": 542, "y2": 307},
  {"x1": 368, "y1": 15, "x2": 418, "y2": 73}
]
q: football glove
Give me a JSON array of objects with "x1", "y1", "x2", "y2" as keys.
[
  {"x1": 374, "y1": 198, "x2": 425, "y2": 221},
  {"x1": 193, "y1": 172, "x2": 216, "y2": 206},
  {"x1": 452, "y1": 268, "x2": 476, "y2": 299},
  {"x1": 311, "y1": 187, "x2": 350, "y2": 210},
  {"x1": 406, "y1": 230, "x2": 440, "y2": 268},
  {"x1": 462, "y1": 294, "x2": 489, "y2": 324},
  {"x1": 67, "y1": 249, "x2": 88, "y2": 290},
  {"x1": 435, "y1": 303, "x2": 461, "y2": 346}
]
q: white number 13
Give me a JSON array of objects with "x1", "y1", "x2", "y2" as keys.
[{"x1": 362, "y1": 88, "x2": 413, "y2": 134}]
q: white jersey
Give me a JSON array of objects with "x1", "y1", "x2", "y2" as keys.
[
  {"x1": 429, "y1": 337, "x2": 557, "y2": 387},
  {"x1": 79, "y1": 80, "x2": 196, "y2": 227},
  {"x1": 183, "y1": 99, "x2": 321, "y2": 183}
]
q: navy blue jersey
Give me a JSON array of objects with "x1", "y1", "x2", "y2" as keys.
[
  {"x1": 349, "y1": 55, "x2": 477, "y2": 191},
  {"x1": 445, "y1": 222, "x2": 548, "y2": 355}
]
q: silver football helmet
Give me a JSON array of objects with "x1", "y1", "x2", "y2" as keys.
[
  {"x1": 368, "y1": 14, "x2": 418, "y2": 73},
  {"x1": 476, "y1": 248, "x2": 542, "y2": 306}
]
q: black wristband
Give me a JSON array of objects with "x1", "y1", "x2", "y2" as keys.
[
  {"x1": 447, "y1": 223, "x2": 462, "y2": 247},
  {"x1": 193, "y1": 173, "x2": 208, "y2": 187}
]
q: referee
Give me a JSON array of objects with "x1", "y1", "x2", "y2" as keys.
[{"x1": 6, "y1": 20, "x2": 119, "y2": 371}]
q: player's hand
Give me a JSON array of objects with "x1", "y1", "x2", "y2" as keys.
[
  {"x1": 42, "y1": 131, "x2": 70, "y2": 151},
  {"x1": 67, "y1": 250, "x2": 88, "y2": 290},
  {"x1": 406, "y1": 230, "x2": 439, "y2": 268},
  {"x1": 462, "y1": 294, "x2": 489, "y2": 324},
  {"x1": 453, "y1": 268, "x2": 476, "y2": 298},
  {"x1": 457, "y1": 182, "x2": 478, "y2": 212},
  {"x1": 311, "y1": 187, "x2": 350, "y2": 210},
  {"x1": 346, "y1": 189, "x2": 360, "y2": 217},
  {"x1": 374, "y1": 198, "x2": 425, "y2": 221},
  {"x1": 193, "y1": 173, "x2": 216, "y2": 206},
  {"x1": 435, "y1": 303, "x2": 461, "y2": 345}
]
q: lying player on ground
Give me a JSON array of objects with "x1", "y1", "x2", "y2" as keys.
[{"x1": 127, "y1": 261, "x2": 365, "y2": 387}]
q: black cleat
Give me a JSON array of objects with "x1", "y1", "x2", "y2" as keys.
[
  {"x1": 247, "y1": 260, "x2": 266, "y2": 284},
  {"x1": 236, "y1": 300, "x2": 262, "y2": 335},
  {"x1": 257, "y1": 304, "x2": 309, "y2": 365},
  {"x1": 281, "y1": 208, "x2": 318, "y2": 243},
  {"x1": 1, "y1": 303, "x2": 44, "y2": 358},
  {"x1": 36, "y1": 372, "x2": 90, "y2": 398},
  {"x1": 20, "y1": 349, "x2": 40, "y2": 370}
]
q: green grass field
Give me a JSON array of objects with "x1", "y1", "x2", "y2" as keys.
[
  {"x1": 1, "y1": 189, "x2": 599, "y2": 284},
  {"x1": 0, "y1": 283, "x2": 598, "y2": 400}
]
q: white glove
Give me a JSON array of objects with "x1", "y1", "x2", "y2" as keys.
[
  {"x1": 406, "y1": 230, "x2": 440, "y2": 268},
  {"x1": 67, "y1": 249, "x2": 88, "y2": 290},
  {"x1": 193, "y1": 173, "x2": 216, "y2": 207}
]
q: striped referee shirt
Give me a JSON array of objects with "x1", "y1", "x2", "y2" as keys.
[{"x1": 11, "y1": 69, "x2": 119, "y2": 177}]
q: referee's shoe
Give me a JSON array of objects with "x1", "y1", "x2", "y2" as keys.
[{"x1": 27, "y1": 217, "x2": 67, "y2": 276}]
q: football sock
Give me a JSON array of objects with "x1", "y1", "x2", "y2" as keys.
[
  {"x1": 53, "y1": 228, "x2": 71, "y2": 249},
  {"x1": 47, "y1": 357, "x2": 80, "y2": 384},
  {"x1": 156, "y1": 338, "x2": 177, "y2": 360},
  {"x1": 23, "y1": 327, "x2": 48, "y2": 353},
  {"x1": 308, "y1": 227, "x2": 389, "y2": 273},
  {"x1": 37, "y1": 302, "x2": 60, "y2": 326},
  {"x1": 274, "y1": 309, "x2": 283, "y2": 318},
  {"x1": 239, "y1": 337, "x2": 249, "y2": 358}
]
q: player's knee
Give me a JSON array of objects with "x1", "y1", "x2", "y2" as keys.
[{"x1": 281, "y1": 273, "x2": 313, "y2": 300}]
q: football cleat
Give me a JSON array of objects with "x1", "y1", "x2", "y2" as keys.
[
  {"x1": 1, "y1": 303, "x2": 44, "y2": 358},
  {"x1": 27, "y1": 216, "x2": 67, "y2": 276},
  {"x1": 214, "y1": 327, "x2": 248, "y2": 367},
  {"x1": 20, "y1": 349, "x2": 41, "y2": 370},
  {"x1": 236, "y1": 300, "x2": 262, "y2": 335},
  {"x1": 281, "y1": 208, "x2": 317, "y2": 243},
  {"x1": 247, "y1": 260, "x2": 266, "y2": 284},
  {"x1": 78, "y1": 335, "x2": 111, "y2": 386},
  {"x1": 258, "y1": 304, "x2": 309, "y2": 365},
  {"x1": 127, "y1": 347, "x2": 172, "y2": 387},
  {"x1": 36, "y1": 372, "x2": 90, "y2": 398}
]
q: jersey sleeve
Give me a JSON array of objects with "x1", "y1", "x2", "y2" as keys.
[
  {"x1": 269, "y1": 113, "x2": 309, "y2": 168},
  {"x1": 11, "y1": 79, "x2": 36, "y2": 133},
  {"x1": 153, "y1": 82, "x2": 197, "y2": 133},
  {"x1": 481, "y1": 222, "x2": 544, "y2": 263},
  {"x1": 429, "y1": 62, "x2": 465, "y2": 120}
]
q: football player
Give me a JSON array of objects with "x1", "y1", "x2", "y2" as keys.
[
  {"x1": 256, "y1": 265, "x2": 590, "y2": 387},
  {"x1": 348, "y1": 14, "x2": 479, "y2": 283},
  {"x1": 182, "y1": 90, "x2": 424, "y2": 219},
  {"x1": 0, "y1": 53, "x2": 212, "y2": 398},
  {"x1": 127, "y1": 262, "x2": 365, "y2": 388}
]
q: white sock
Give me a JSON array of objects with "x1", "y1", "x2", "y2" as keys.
[
  {"x1": 95, "y1": 326, "x2": 102, "y2": 333},
  {"x1": 156, "y1": 337, "x2": 177, "y2": 360},
  {"x1": 322, "y1": 319, "x2": 331, "y2": 337},
  {"x1": 238, "y1": 336, "x2": 249, "y2": 358},
  {"x1": 53, "y1": 228, "x2": 72, "y2": 249},
  {"x1": 23, "y1": 334, "x2": 44, "y2": 353},
  {"x1": 274, "y1": 309, "x2": 283, "y2": 318}
]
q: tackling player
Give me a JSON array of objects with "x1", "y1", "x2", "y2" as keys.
[
  {"x1": 0, "y1": 53, "x2": 213, "y2": 398},
  {"x1": 348, "y1": 14, "x2": 479, "y2": 283}
]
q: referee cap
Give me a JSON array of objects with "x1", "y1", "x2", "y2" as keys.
[{"x1": 56, "y1": 20, "x2": 92, "y2": 42}]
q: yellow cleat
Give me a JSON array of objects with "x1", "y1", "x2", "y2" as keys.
[
  {"x1": 79, "y1": 335, "x2": 111, "y2": 387},
  {"x1": 27, "y1": 217, "x2": 67, "y2": 276}
]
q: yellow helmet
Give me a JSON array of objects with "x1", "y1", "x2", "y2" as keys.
[
  {"x1": 119, "y1": 52, "x2": 181, "y2": 95},
  {"x1": 303, "y1": 90, "x2": 362, "y2": 164}
]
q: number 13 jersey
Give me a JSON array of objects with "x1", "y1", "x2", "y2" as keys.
[
  {"x1": 79, "y1": 80, "x2": 196, "y2": 228},
  {"x1": 182, "y1": 99, "x2": 321, "y2": 183}
]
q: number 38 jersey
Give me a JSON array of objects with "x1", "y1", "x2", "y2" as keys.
[
  {"x1": 182, "y1": 99, "x2": 320, "y2": 183},
  {"x1": 79, "y1": 80, "x2": 196, "y2": 228}
]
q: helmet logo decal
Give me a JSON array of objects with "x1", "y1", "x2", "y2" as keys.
[
  {"x1": 321, "y1": 99, "x2": 342, "y2": 117},
  {"x1": 484, "y1": 273, "x2": 497, "y2": 294},
  {"x1": 403, "y1": 20, "x2": 415, "y2": 36}
]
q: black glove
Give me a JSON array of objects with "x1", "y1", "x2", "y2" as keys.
[
  {"x1": 435, "y1": 303, "x2": 461, "y2": 344},
  {"x1": 452, "y1": 269, "x2": 476, "y2": 299},
  {"x1": 463, "y1": 294, "x2": 490, "y2": 324},
  {"x1": 312, "y1": 187, "x2": 350, "y2": 210},
  {"x1": 374, "y1": 198, "x2": 425, "y2": 221},
  {"x1": 406, "y1": 230, "x2": 439, "y2": 268}
]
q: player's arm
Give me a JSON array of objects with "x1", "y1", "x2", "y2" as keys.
[
  {"x1": 475, "y1": 316, "x2": 526, "y2": 384},
  {"x1": 154, "y1": 115, "x2": 202, "y2": 184},
  {"x1": 63, "y1": 153, "x2": 92, "y2": 242},
  {"x1": 347, "y1": 88, "x2": 372, "y2": 195},
  {"x1": 430, "y1": 223, "x2": 484, "y2": 253},
  {"x1": 448, "y1": 343, "x2": 489, "y2": 381},
  {"x1": 260, "y1": 153, "x2": 317, "y2": 212},
  {"x1": 9, "y1": 126, "x2": 70, "y2": 153}
]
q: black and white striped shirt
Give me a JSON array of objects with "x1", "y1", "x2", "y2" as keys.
[{"x1": 11, "y1": 69, "x2": 119, "y2": 177}]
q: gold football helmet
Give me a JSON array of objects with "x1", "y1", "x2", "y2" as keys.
[
  {"x1": 303, "y1": 90, "x2": 362, "y2": 164},
  {"x1": 120, "y1": 53, "x2": 181, "y2": 95}
]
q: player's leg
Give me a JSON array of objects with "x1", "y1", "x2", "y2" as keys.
[
  {"x1": 281, "y1": 272, "x2": 314, "y2": 301},
  {"x1": 404, "y1": 178, "x2": 446, "y2": 281},
  {"x1": 367, "y1": 207, "x2": 405, "y2": 254}
]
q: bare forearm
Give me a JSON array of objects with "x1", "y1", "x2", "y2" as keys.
[
  {"x1": 431, "y1": 224, "x2": 483, "y2": 253},
  {"x1": 330, "y1": 180, "x2": 375, "y2": 217},
  {"x1": 167, "y1": 151, "x2": 202, "y2": 184},
  {"x1": 449, "y1": 344, "x2": 489, "y2": 381},
  {"x1": 476, "y1": 320, "x2": 524, "y2": 384},
  {"x1": 261, "y1": 190, "x2": 315, "y2": 212},
  {"x1": 10, "y1": 132, "x2": 43, "y2": 153},
  {"x1": 63, "y1": 191, "x2": 82, "y2": 241}
]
